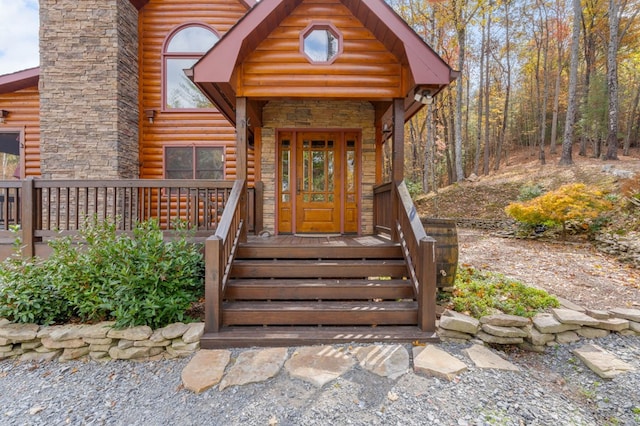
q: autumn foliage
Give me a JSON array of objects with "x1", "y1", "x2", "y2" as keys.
[{"x1": 505, "y1": 183, "x2": 613, "y2": 235}]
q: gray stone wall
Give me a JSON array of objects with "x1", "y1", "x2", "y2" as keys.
[
  {"x1": 261, "y1": 100, "x2": 376, "y2": 234},
  {"x1": 39, "y1": 0, "x2": 139, "y2": 179}
]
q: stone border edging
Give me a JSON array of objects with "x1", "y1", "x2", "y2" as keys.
[{"x1": 1, "y1": 306, "x2": 639, "y2": 363}]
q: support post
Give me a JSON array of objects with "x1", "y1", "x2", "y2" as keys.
[
  {"x1": 20, "y1": 177, "x2": 36, "y2": 259},
  {"x1": 418, "y1": 236, "x2": 437, "y2": 332},
  {"x1": 236, "y1": 97, "x2": 248, "y2": 242},
  {"x1": 391, "y1": 99, "x2": 404, "y2": 242},
  {"x1": 205, "y1": 236, "x2": 222, "y2": 333}
]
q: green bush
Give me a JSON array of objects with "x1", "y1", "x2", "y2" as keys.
[
  {"x1": 0, "y1": 219, "x2": 204, "y2": 328},
  {"x1": 447, "y1": 266, "x2": 559, "y2": 318},
  {"x1": 517, "y1": 183, "x2": 545, "y2": 201}
]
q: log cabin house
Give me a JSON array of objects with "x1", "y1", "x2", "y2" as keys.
[{"x1": 0, "y1": 0, "x2": 456, "y2": 347}]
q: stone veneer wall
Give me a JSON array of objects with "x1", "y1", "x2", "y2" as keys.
[
  {"x1": 261, "y1": 100, "x2": 376, "y2": 234},
  {"x1": 39, "y1": 0, "x2": 139, "y2": 179}
]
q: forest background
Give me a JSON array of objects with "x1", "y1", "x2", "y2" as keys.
[{"x1": 388, "y1": 0, "x2": 640, "y2": 192}]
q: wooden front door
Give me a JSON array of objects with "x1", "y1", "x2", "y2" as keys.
[{"x1": 277, "y1": 130, "x2": 360, "y2": 234}]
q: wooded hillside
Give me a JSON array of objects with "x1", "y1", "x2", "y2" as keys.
[{"x1": 389, "y1": 0, "x2": 640, "y2": 192}]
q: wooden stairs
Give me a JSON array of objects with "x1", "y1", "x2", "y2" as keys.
[{"x1": 200, "y1": 238, "x2": 439, "y2": 348}]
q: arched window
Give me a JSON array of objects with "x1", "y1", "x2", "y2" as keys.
[{"x1": 163, "y1": 24, "x2": 219, "y2": 110}]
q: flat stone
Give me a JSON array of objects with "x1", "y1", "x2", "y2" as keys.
[
  {"x1": 78, "y1": 322, "x2": 114, "y2": 339},
  {"x1": 481, "y1": 324, "x2": 528, "y2": 338},
  {"x1": 0, "y1": 337, "x2": 11, "y2": 346},
  {"x1": 285, "y1": 346, "x2": 355, "y2": 387},
  {"x1": 476, "y1": 331, "x2": 523, "y2": 345},
  {"x1": 353, "y1": 345, "x2": 409, "y2": 379},
  {"x1": 108, "y1": 346, "x2": 150, "y2": 360},
  {"x1": 83, "y1": 337, "x2": 112, "y2": 345},
  {"x1": 0, "y1": 347, "x2": 23, "y2": 359},
  {"x1": 518, "y1": 342, "x2": 547, "y2": 353},
  {"x1": 619, "y1": 329, "x2": 640, "y2": 336},
  {"x1": 437, "y1": 327, "x2": 472, "y2": 340},
  {"x1": 19, "y1": 350, "x2": 61, "y2": 362},
  {"x1": 172, "y1": 340, "x2": 199, "y2": 352},
  {"x1": 526, "y1": 326, "x2": 556, "y2": 346},
  {"x1": 134, "y1": 339, "x2": 170, "y2": 348},
  {"x1": 49, "y1": 324, "x2": 89, "y2": 341},
  {"x1": 556, "y1": 297, "x2": 586, "y2": 313},
  {"x1": 107, "y1": 326, "x2": 153, "y2": 341},
  {"x1": 59, "y1": 346, "x2": 91, "y2": 362},
  {"x1": 90, "y1": 351, "x2": 111, "y2": 361},
  {"x1": 463, "y1": 344, "x2": 519, "y2": 371},
  {"x1": 573, "y1": 344, "x2": 635, "y2": 379},
  {"x1": 21, "y1": 340, "x2": 42, "y2": 350},
  {"x1": 585, "y1": 309, "x2": 611, "y2": 320},
  {"x1": 480, "y1": 314, "x2": 530, "y2": 327},
  {"x1": 577, "y1": 327, "x2": 610, "y2": 339},
  {"x1": 117, "y1": 339, "x2": 134, "y2": 350},
  {"x1": 165, "y1": 347, "x2": 193, "y2": 358},
  {"x1": 89, "y1": 344, "x2": 113, "y2": 352},
  {"x1": 629, "y1": 321, "x2": 640, "y2": 333},
  {"x1": 181, "y1": 350, "x2": 231, "y2": 394},
  {"x1": 533, "y1": 313, "x2": 581, "y2": 334},
  {"x1": 0, "y1": 318, "x2": 9, "y2": 327},
  {"x1": 219, "y1": 348, "x2": 288, "y2": 391},
  {"x1": 413, "y1": 345, "x2": 467, "y2": 381},
  {"x1": 182, "y1": 323, "x2": 205, "y2": 344},
  {"x1": 0, "y1": 344, "x2": 13, "y2": 352},
  {"x1": 41, "y1": 337, "x2": 87, "y2": 349},
  {"x1": 555, "y1": 331, "x2": 580, "y2": 344},
  {"x1": 0, "y1": 323, "x2": 39, "y2": 342},
  {"x1": 609, "y1": 308, "x2": 640, "y2": 322},
  {"x1": 439, "y1": 310, "x2": 480, "y2": 335},
  {"x1": 592, "y1": 318, "x2": 629, "y2": 332},
  {"x1": 551, "y1": 308, "x2": 600, "y2": 326},
  {"x1": 160, "y1": 323, "x2": 189, "y2": 340}
]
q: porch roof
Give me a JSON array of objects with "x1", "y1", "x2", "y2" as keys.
[
  {"x1": 190, "y1": 0, "x2": 457, "y2": 126},
  {"x1": 0, "y1": 67, "x2": 39, "y2": 95}
]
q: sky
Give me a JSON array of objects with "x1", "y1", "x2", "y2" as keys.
[{"x1": 0, "y1": 0, "x2": 39, "y2": 75}]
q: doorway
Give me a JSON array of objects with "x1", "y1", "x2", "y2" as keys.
[{"x1": 277, "y1": 130, "x2": 360, "y2": 234}]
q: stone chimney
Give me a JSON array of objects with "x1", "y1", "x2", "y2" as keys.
[{"x1": 39, "y1": 0, "x2": 139, "y2": 179}]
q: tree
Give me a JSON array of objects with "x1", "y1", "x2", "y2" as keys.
[{"x1": 559, "y1": 0, "x2": 582, "y2": 166}]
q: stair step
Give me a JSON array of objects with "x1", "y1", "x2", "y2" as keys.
[
  {"x1": 237, "y1": 245, "x2": 403, "y2": 259},
  {"x1": 230, "y1": 259, "x2": 408, "y2": 278},
  {"x1": 222, "y1": 301, "x2": 418, "y2": 326},
  {"x1": 225, "y1": 278, "x2": 414, "y2": 300},
  {"x1": 200, "y1": 326, "x2": 439, "y2": 349}
]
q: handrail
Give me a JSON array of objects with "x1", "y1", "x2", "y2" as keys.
[
  {"x1": 204, "y1": 179, "x2": 246, "y2": 333},
  {"x1": 394, "y1": 181, "x2": 437, "y2": 332}
]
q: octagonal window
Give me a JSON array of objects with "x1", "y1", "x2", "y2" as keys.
[{"x1": 301, "y1": 23, "x2": 342, "y2": 64}]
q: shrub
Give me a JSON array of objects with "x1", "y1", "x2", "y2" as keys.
[
  {"x1": 505, "y1": 183, "x2": 613, "y2": 236},
  {"x1": 0, "y1": 219, "x2": 204, "y2": 328},
  {"x1": 447, "y1": 266, "x2": 559, "y2": 318},
  {"x1": 517, "y1": 183, "x2": 545, "y2": 201}
]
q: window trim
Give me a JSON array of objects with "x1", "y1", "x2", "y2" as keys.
[
  {"x1": 300, "y1": 22, "x2": 343, "y2": 65},
  {"x1": 161, "y1": 23, "x2": 220, "y2": 112},
  {"x1": 163, "y1": 145, "x2": 225, "y2": 180}
]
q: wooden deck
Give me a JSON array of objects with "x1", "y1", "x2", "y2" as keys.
[{"x1": 245, "y1": 234, "x2": 396, "y2": 247}]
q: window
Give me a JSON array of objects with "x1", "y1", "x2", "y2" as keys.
[
  {"x1": 301, "y1": 23, "x2": 342, "y2": 64},
  {"x1": 165, "y1": 146, "x2": 224, "y2": 179},
  {"x1": 163, "y1": 25, "x2": 220, "y2": 110}
]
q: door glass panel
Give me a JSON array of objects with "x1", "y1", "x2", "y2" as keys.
[
  {"x1": 303, "y1": 150, "x2": 310, "y2": 191},
  {"x1": 312, "y1": 151, "x2": 325, "y2": 192},
  {"x1": 328, "y1": 151, "x2": 334, "y2": 191}
]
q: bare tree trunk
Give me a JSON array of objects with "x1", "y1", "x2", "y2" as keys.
[
  {"x1": 423, "y1": 103, "x2": 434, "y2": 193},
  {"x1": 538, "y1": 3, "x2": 550, "y2": 165},
  {"x1": 559, "y1": 0, "x2": 582, "y2": 166},
  {"x1": 454, "y1": 26, "x2": 466, "y2": 181},
  {"x1": 483, "y1": 6, "x2": 491, "y2": 175},
  {"x1": 624, "y1": 83, "x2": 640, "y2": 155},
  {"x1": 550, "y1": 52, "x2": 562, "y2": 155},
  {"x1": 474, "y1": 10, "x2": 485, "y2": 176},
  {"x1": 604, "y1": 0, "x2": 620, "y2": 160},
  {"x1": 495, "y1": 0, "x2": 512, "y2": 171}
]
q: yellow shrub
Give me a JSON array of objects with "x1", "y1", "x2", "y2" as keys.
[{"x1": 505, "y1": 183, "x2": 613, "y2": 233}]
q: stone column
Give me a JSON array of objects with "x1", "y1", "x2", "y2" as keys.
[{"x1": 39, "y1": 0, "x2": 139, "y2": 179}]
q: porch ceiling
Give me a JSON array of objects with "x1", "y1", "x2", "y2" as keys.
[{"x1": 190, "y1": 0, "x2": 457, "y2": 127}]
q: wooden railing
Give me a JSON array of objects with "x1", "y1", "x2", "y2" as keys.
[
  {"x1": 0, "y1": 178, "x2": 261, "y2": 257},
  {"x1": 204, "y1": 179, "x2": 246, "y2": 333},
  {"x1": 374, "y1": 180, "x2": 437, "y2": 332}
]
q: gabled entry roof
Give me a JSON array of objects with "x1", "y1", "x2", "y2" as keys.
[
  {"x1": 190, "y1": 0, "x2": 457, "y2": 126},
  {"x1": 0, "y1": 67, "x2": 39, "y2": 95}
]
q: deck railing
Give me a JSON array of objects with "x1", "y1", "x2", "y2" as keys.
[
  {"x1": 0, "y1": 178, "x2": 261, "y2": 258},
  {"x1": 374, "y1": 180, "x2": 437, "y2": 332},
  {"x1": 204, "y1": 179, "x2": 246, "y2": 333}
]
